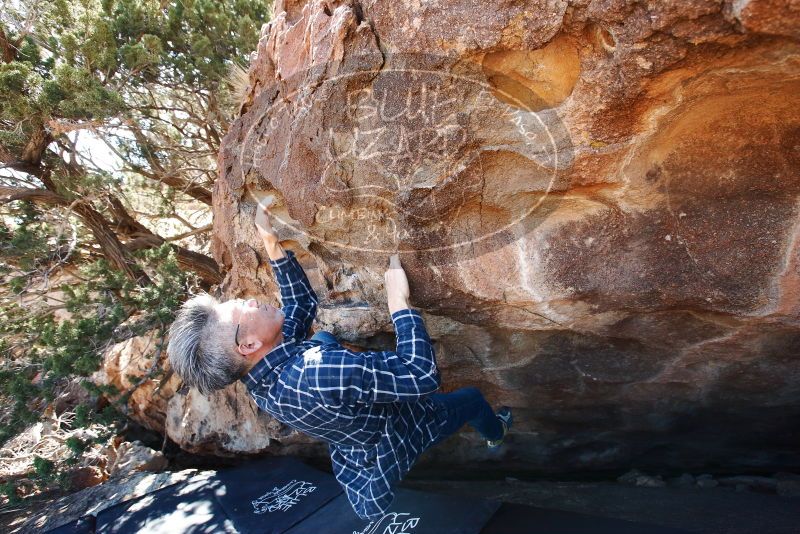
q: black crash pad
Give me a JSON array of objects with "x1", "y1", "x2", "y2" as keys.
[
  {"x1": 211, "y1": 455, "x2": 343, "y2": 534},
  {"x1": 46, "y1": 514, "x2": 96, "y2": 534},
  {"x1": 95, "y1": 477, "x2": 236, "y2": 533},
  {"x1": 93, "y1": 456, "x2": 342, "y2": 534},
  {"x1": 479, "y1": 502, "x2": 692, "y2": 534},
  {"x1": 285, "y1": 487, "x2": 501, "y2": 534},
  {"x1": 45, "y1": 455, "x2": 692, "y2": 534}
]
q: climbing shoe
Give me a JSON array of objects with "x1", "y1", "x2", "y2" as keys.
[{"x1": 487, "y1": 407, "x2": 513, "y2": 449}]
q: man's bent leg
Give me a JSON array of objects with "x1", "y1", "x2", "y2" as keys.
[
  {"x1": 429, "y1": 386, "x2": 504, "y2": 446},
  {"x1": 310, "y1": 330, "x2": 338, "y2": 345}
]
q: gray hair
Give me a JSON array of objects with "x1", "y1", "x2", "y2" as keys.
[{"x1": 167, "y1": 293, "x2": 249, "y2": 395}]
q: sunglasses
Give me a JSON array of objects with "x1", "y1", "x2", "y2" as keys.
[{"x1": 234, "y1": 299, "x2": 246, "y2": 347}]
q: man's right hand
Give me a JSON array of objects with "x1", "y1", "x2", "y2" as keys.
[
  {"x1": 385, "y1": 254, "x2": 411, "y2": 314},
  {"x1": 253, "y1": 195, "x2": 286, "y2": 261},
  {"x1": 254, "y1": 196, "x2": 279, "y2": 245}
]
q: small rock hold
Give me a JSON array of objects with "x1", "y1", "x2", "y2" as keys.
[
  {"x1": 617, "y1": 469, "x2": 644, "y2": 484},
  {"x1": 718, "y1": 476, "x2": 777, "y2": 492},
  {"x1": 670, "y1": 473, "x2": 695, "y2": 487},
  {"x1": 697, "y1": 478, "x2": 719, "y2": 488},
  {"x1": 777, "y1": 480, "x2": 800, "y2": 497},
  {"x1": 618, "y1": 469, "x2": 665, "y2": 487},
  {"x1": 635, "y1": 475, "x2": 666, "y2": 487},
  {"x1": 635, "y1": 56, "x2": 653, "y2": 70}
]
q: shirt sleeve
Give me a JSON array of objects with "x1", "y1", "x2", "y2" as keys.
[
  {"x1": 269, "y1": 249, "x2": 319, "y2": 342},
  {"x1": 304, "y1": 308, "x2": 441, "y2": 407}
]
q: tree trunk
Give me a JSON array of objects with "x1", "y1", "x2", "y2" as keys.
[{"x1": 0, "y1": 25, "x2": 19, "y2": 64}]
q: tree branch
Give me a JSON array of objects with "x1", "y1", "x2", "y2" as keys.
[
  {"x1": 0, "y1": 24, "x2": 19, "y2": 64},
  {"x1": 0, "y1": 185, "x2": 151, "y2": 285},
  {"x1": 106, "y1": 194, "x2": 221, "y2": 286},
  {"x1": 126, "y1": 235, "x2": 221, "y2": 286}
]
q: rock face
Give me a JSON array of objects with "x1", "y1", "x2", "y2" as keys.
[
  {"x1": 205, "y1": 0, "x2": 800, "y2": 472},
  {"x1": 104, "y1": 440, "x2": 168, "y2": 477},
  {"x1": 95, "y1": 331, "x2": 326, "y2": 456},
  {"x1": 93, "y1": 332, "x2": 177, "y2": 433}
]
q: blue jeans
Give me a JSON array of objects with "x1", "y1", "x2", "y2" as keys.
[
  {"x1": 310, "y1": 330, "x2": 339, "y2": 345},
  {"x1": 310, "y1": 333, "x2": 502, "y2": 443},
  {"x1": 428, "y1": 386, "x2": 504, "y2": 445}
]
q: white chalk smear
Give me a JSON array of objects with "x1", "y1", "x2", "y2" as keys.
[{"x1": 247, "y1": 188, "x2": 277, "y2": 209}]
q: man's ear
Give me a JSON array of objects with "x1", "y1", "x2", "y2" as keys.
[{"x1": 237, "y1": 339, "x2": 263, "y2": 357}]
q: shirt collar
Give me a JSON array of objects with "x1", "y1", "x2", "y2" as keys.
[{"x1": 240, "y1": 335, "x2": 297, "y2": 389}]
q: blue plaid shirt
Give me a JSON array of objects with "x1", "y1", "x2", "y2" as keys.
[{"x1": 240, "y1": 250, "x2": 448, "y2": 521}]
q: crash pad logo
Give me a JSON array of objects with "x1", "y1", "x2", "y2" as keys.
[
  {"x1": 354, "y1": 512, "x2": 421, "y2": 534},
  {"x1": 252, "y1": 479, "x2": 317, "y2": 514},
  {"x1": 239, "y1": 52, "x2": 573, "y2": 266}
]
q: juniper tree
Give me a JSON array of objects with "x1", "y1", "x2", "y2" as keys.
[{"x1": 0, "y1": 0, "x2": 271, "y2": 491}]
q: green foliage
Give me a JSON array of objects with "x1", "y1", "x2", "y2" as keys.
[
  {"x1": 102, "y1": 0, "x2": 269, "y2": 84},
  {"x1": 119, "y1": 33, "x2": 162, "y2": 73},
  {"x1": 30, "y1": 455, "x2": 72, "y2": 492},
  {"x1": 0, "y1": 61, "x2": 43, "y2": 133},
  {"x1": 73, "y1": 403, "x2": 91, "y2": 427},
  {"x1": 0, "y1": 0, "x2": 272, "y2": 503},
  {"x1": 17, "y1": 37, "x2": 43, "y2": 68},
  {"x1": 0, "y1": 480, "x2": 21, "y2": 505},
  {"x1": 1, "y1": 0, "x2": 270, "y2": 155},
  {"x1": 0, "y1": 202, "x2": 52, "y2": 273},
  {"x1": 0, "y1": 209, "x2": 196, "y2": 445},
  {"x1": 32, "y1": 456, "x2": 55, "y2": 479},
  {"x1": 65, "y1": 436, "x2": 89, "y2": 456},
  {"x1": 44, "y1": 64, "x2": 126, "y2": 120}
]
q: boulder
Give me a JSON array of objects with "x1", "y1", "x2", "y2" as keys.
[
  {"x1": 68, "y1": 466, "x2": 107, "y2": 491},
  {"x1": 104, "y1": 440, "x2": 168, "y2": 478},
  {"x1": 166, "y1": 0, "x2": 800, "y2": 471},
  {"x1": 164, "y1": 382, "x2": 326, "y2": 456},
  {"x1": 94, "y1": 326, "x2": 332, "y2": 457},
  {"x1": 618, "y1": 469, "x2": 666, "y2": 487},
  {"x1": 777, "y1": 479, "x2": 800, "y2": 497},
  {"x1": 93, "y1": 331, "x2": 180, "y2": 435},
  {"x1": 697, "y1": 478, "x2": 719, "y2": 489}
]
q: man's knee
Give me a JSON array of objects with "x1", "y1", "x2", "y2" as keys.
[
  {"x1": 458, "y1": 386, "x2": 482, "y2": 398},
  {"x1": 310, "y1": 330, "x2": 337, "y2": 343}
]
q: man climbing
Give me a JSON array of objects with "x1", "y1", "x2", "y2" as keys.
[{"x1": 167, "y1": 199, "x2": 513, "y2": 522}]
